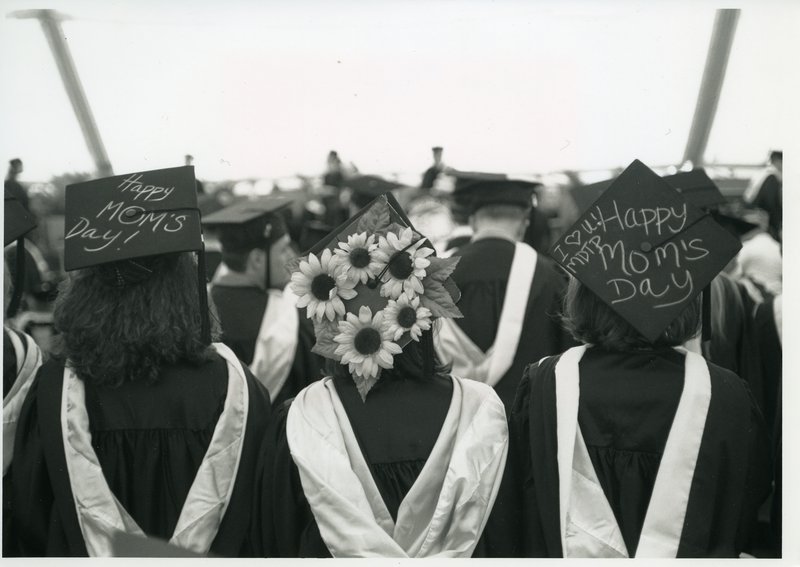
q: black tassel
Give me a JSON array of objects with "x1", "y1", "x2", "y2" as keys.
[
  {"x1": 422, "y1": 329, "x2": 434, "y2": 380},
  {"x1": 197, "y1": 245, "x2": 211, "y2": 346},
  {"x1": 701, "y1": 284, "x2": 711, "y2": 343}
]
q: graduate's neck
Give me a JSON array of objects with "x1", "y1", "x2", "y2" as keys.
[{"x1": 471, "y1": 224, "x2": 521, "y2": 243}]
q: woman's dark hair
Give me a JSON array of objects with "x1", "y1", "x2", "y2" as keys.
[
  {"x1": 562, "y1": 277, "x2": 701, "y2": 351},
  {"x1": 52, "y1": 252, "x2": 219, "y2": 387},
  {"x1": 325, "y1": 324, "x2": 450, "y2": 387}
]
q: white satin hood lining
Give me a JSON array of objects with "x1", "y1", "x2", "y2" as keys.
[
  {"x1": 286, "y1": 376, "x2": 509, "y2": 557},
  {"x1": 249, "y1": 286, "x2": 299, "y2": 402},
  {"x1": 60, "y1": 342, "x2": 249, "y2": 557},
  {"x1": 435, "y1": 241, "x2": 537, "y2": 387},
  {"x1": 3, "y1": 329, "x2": 43, "y2": 475},
  {"x1": 554, "y1": 345, "x2": 711, "y2": 558}
]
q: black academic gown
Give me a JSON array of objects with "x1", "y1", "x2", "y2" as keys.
[
  {"x1": 510, "y1": 346, "x2": 771, "y2": 558},
  {"x1": 10, "y1": 354, "x2": 271, "y2": 557},
  {"x1": 210, "y1": 284, "x2": 323, "y2": 407},
  {"x1": 252, "y1": 372, "x2": 519, "y2": 558},
  {"x1": 451, "y1": 237, "x2": 573, "y2": 408}
]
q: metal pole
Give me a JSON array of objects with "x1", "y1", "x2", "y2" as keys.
[
  {"x1": 682, "y1": 9, "x2": 740, "y2": 168},
  {"x1": 10, "y1": 9, "x2": 113, "y2": 177}
]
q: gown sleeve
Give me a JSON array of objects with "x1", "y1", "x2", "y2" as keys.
[{"x1": 251, "y1": 400, "x2": 330, "y2": 558}]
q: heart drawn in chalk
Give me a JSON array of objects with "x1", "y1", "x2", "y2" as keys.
[{"x1": 564, "y1": 230, "x2": 581, "y2": 246}]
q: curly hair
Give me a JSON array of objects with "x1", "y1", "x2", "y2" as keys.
[
  {"x1": 562, "y1": 277, "x2": 701, "y2": 351},
  {"x1": 52, "y1": 252, "x2": 219, "y2": 387}
]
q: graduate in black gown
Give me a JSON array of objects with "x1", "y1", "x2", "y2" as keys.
[
  {"x1": 511, "y1": 160, "x2": 771, "y2": 558},
  {"x1": 3, "y1": 192, "x2": 43, "y2": 557},
  {"x1": 203, "y1": 197, "x2": 323, "y2": 407},
  {"x1": 10, "y1": 167, "x2": 271, "y2": 557},
  {"x1": 435, "y1": 172, "x2": 573, "y2": 409},
  {"x1": 253, "y1": 193, "x2": 515, "y2": 557}
]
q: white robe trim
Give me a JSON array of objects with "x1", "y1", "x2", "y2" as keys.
[
  {"x1": 3, "y1": 328, "x2": 42, "y2": 475},
  {"x1": 554, "y1": 345, "x2": 711, "y2": 558},
  {"x1": 249, "y1": 285, "x2": 299, "y2": 402},
  {"x1": 286, "y1": 376, "x2": 509, "y2": 557},
  {"x1": 60, "y1": 342, "x2": 249, "y2": 557},
  {"x1": 435, "y1": 241, "x2": 537, "y2": 387}
]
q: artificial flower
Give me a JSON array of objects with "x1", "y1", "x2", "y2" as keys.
[
  {"x1": 373, "y1": 227, "x2": 434, "y2": 299},
  {"x1": 333, "y1": 232, "x2": 383, "y2": 284},
  {"x1": 333, "y1": 306, "x2": 402, "y2": 379},
  {"x1": 382, "y1": 293, "x2": 433, "y2": 341},
  {"x1": 291, "y1": 248, "x2": 357, "y2": 322}
]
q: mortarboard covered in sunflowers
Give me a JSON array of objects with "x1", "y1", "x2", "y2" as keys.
[{"x1": 288, "y1": 193, "x2": 462, "y2": 399}]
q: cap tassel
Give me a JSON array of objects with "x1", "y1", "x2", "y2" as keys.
[
  {"x1": 422, "y1": 329, "x2": 434, "y2": 380},
  {"x1": 701, "y1": 284, "x2": 711, "y2": 356},
  {"x1": 197, "y1": 245, "x2": 211, "y2": 346},
  {"x1": 6, "y1": 238, "x2": 26, "y2": 318}
]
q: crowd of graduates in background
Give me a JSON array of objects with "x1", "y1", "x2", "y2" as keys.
[{"x1": 2, "y1": 146, "x2": 783, "y2": 557}]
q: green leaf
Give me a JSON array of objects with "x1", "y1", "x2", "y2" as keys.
[
  {"x1": 311, "y1": 320, "x2": 341, "y2": 360},
  {"x1": 352, "y1": 372, "x2": 381, "y2": 401},
  {"x1": 356, "y1": 196, "x2": 391, "y2": 235},
  {"x1": 420, "y1": 278, "x2": 463, "y2": 319},
  {"x1": 425, "y1": 256, "x2": 460, "y2": 282}
]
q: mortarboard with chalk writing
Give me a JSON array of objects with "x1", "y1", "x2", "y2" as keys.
[
  {"x1": 549, "y1": 159, "x2": 742, "y2": 343},
  {"x1": 63, "y1": 166, "x2": 202, "y2": 271}
]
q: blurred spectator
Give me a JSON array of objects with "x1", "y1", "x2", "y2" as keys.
[
  {"x1": 185, "y1": 154, "x2": 206, "y2": 195},
  {"x1": 5, "y1": 159, "x2": 28, "y2": 211},
  {"x1": 743, "y1": 150, "x2": 781, "y2": 242},
  {"x1": 421, "y1": 146, "x2": 445, "y2": 189}
]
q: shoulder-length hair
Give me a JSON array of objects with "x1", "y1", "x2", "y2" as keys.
[
  {"x1": 52, "y1": 252, "x2": 219, "y2": 387},
  {"x1": 562, "y1": 277, "x2": 701, "y2": 351}
]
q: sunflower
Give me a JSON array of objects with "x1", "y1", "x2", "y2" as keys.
[
  {"x1": 333, "y1": 232, "x2": 384, "y2": 285},
  {"x1": 291, "y1": 248, "x2": 357, "y2": 322},
  {"x1": 373, "y1": 227, "x2": 434, "y2": 299},
  {"x1": 334, "y1": 306, "x2": 402, "y2": 379},
  {"x1": 383, "y1": 293, "x2": 433, "y2": 341}
]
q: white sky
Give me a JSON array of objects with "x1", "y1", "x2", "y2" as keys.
[{"x1": 0, "y1": 0, "x2": 797, "y2": 182}]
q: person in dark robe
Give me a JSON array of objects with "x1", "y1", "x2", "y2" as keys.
[
  {"x1": 511, "y1": 160, "x2": 771, "y2": 558},
  {"x1": 203, "y1": 197, "x2": 323, "y2": 407},
  {"x1": 743, "y1": 150, "x2": 782, "y2": 242},
  {"x1": 252, "y1": 194, "x2": 516, "y2": 557},
  {"x1": 10, "y1": 169, "x2": 272, "y2": 557},
  {"x1": 435, "y1": 172, "x2": 573, "y2": 409},
  {"x1": 4, "y1": 158, "x2": 28, "y2": 210},
  {"x1": 3, "y1": 193, "x2": 43, "y2": 557},
  {"x1": 420, "y1": 146, "x2": 445, "y2": 189}
]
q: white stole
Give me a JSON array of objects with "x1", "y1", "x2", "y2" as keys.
[
  {"x1": 554, "y1": 345, "x2": 711, "y2": 558},
  {"x1": 3, "y1": 328, "x2": 43, "y2": 475},
  {"x1": 286, "y1": 376, "x2": 508, "y2": 557},
  {"x1": 249, "y1": 285, "x2": 300, "y2": 402},
  {"x1": 435, "y1": 241, "x2": 537, "y2": 387},
  {"x1": 60, "y1": 342, "x2": 249, "y2": 557}
]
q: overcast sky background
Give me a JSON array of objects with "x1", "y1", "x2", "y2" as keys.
[{"x1": 0, "y1": 0, "x2": 796, "y2": 182}]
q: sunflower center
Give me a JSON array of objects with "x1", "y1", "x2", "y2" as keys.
[
  {"x1": 311, "y1": 274, "x2": 336, "y2": 300},
  {"x1": 349, "y1": 247, "x2": 371, "y2": 268},
  {"x1": 388, "y1": 251, "x2": 414, "y2": 280},
  {"x1": 397, "y1": 306, "x2": 418, "y2": 328},
  {"x1": 354, "y1": 327, "x2": 382, "y2": 355}
]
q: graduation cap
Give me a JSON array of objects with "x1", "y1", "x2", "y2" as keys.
[
  {"x1": 202, "y1": 196, "x2": 292, "y2": 287},
  {"x1": 289, "y1": 193, "x2": 461, "y2": 399},
  {"x1": 451, "y1": 171, "x2": 541, "y2": 215},
  {"x1": 346, "y1": 175, "x2": 405, "y2": 209},
  {"x1": 63, "y1": 166, "x2": 211, "y2": 342},
  {"x1": 550, "y1": 159, "x2": 742, "y2": 343},
  {"x1": 4, "y1": 190, "x2": 38, "y2": 317}
]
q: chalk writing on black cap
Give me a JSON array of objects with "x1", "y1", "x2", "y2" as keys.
[
  {"x1": 64, "y1": 166, "x2": 202, "y2": 271},
  {"x1": 550, "y1": 159, "x2": 741, "y2": 342}
]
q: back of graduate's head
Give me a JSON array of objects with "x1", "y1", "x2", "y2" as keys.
[
  {"x1": 562, "y1": 277, "x2": 701, "y2": 352},
  {"x1": 470, "y1": 203, "x2": 530, "y2": 240},
  {"x1": 52, "y1": 252, "x2": 219, "y2": 388}
]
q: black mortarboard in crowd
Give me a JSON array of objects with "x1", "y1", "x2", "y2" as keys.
[
  {"x1": 550, "y1": 159, "x2": 742, "y2": 343},
  {"x1": 202, "y1": 196, "x2": 292, "y2": 287},
  {"x1": 63, "y1": 166, "x2": 211, "y2": 342},
  {"x1": 201, "y1": 196, "x2": 291, "y2": 252},
  {"x1": 346, "y1": 175, "x2": 405, "y2": 209},
  {"x1": 451, "y1": 171, "x2": 541, "y2": 215},
  {"x1": 4, "y1": 190, "x2": 38, "y2": 317}
]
